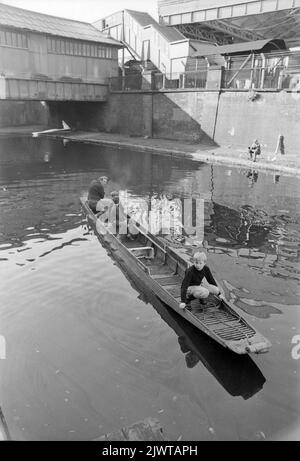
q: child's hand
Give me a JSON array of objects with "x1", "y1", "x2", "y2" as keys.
[{"x1": 179, "y1": 302, "x2": 186, "y2": 310}]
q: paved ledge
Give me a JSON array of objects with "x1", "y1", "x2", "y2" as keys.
[{"x1": 0, "y1": 125, "x2": 49, "y2": 137}]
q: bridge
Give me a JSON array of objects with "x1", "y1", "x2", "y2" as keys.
[
  {"x1": 0, "y1": 2, "x2": 121, "y2": 101},
  {"x1": 158, "y1": 0, "x2": 300, "y2": 47}
]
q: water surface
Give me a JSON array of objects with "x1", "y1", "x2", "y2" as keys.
[{"x1": 0, "y1": 136, "x2": 299, "y2": 440}]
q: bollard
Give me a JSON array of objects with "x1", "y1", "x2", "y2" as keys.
[{"x1": 274, "y1": 134, "x2": 285, "y2": 155}]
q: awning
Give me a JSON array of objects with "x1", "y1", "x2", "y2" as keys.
[{"x1": 192, "y1": 39, "x2": 287, "y2": 58}]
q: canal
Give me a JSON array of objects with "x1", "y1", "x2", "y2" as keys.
[{"x1": 0, "y1": 136, "x2": 299, "y2": 441}]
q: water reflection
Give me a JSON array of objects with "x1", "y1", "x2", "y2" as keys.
[{"x1": 245, "y1": 169, "x2": 259, "y2": 188}]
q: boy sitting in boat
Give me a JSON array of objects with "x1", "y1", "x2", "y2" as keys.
[{"x1": 179, "y1": 252, "x2": 221, "y2": 310}]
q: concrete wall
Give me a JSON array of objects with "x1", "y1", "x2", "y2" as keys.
[
  {"x1": 213, "y1": 91, "x2": 300, "y2": 153},
  {"x1": 0, "y1": 100, "x2": 50, "y2": 127},
  {"x1": 72, "y1": 91, "x2": 218, "y2": 145},
  {"x1": 94, "y1": 89, "x2": 299, "y2": 154},
  {"x1": 152, "y1": 91, "x2": 218, "y2": 143},
  {"x1": 2, "y1": 89, "x2": 299, "y2": 156}
]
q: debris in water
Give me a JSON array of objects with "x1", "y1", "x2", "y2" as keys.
[
  {"x1": 177, "y1": 435, "x2": 182, "y2": 441},
  {"x1": 158, "y1": 409, "x2": 164, "y2": 414},
  {"x1": 55, "y1": 369, "x2": 60, "y2": 374},
  {"x1": 208, "y1": 427, "x2": 215, "y2": 435}
]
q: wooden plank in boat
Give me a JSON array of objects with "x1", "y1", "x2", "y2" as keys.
[
  {"x1": 156, "y1": 275, "x2": 181, "y2": 286},
  {"x1": 147, "y1": 265, "x2": 174, "y2": 276},
  {"x1": 165, "y1": 285, "x2": 181, "y2": 298}
]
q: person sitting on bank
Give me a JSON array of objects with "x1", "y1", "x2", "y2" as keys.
[
  {"x1": 179, "y1": 252, "x2": 221, "y2": 310},
  {"x1": 248, "y1": 140, "x2": 261, "y2": 162},
  {"x1": 87, "y1": 175, "x2": 110, "y2": 213}
]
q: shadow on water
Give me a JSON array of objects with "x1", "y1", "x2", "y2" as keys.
[{"x1": 84, "y1": 220, "x2": 266, "y2": 401}]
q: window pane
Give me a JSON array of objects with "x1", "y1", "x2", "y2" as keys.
[
  {"x1": 0, "y1": 30, "x2": 5, "y2": 45},
  {"x1": 11, "y1": 33, "x2": 17, "y2": 47},
  {"x1": 5, "y1": 31, "x2": 12, "y2": 46},
  {"x1": 23, "y1": 34, "x2": 28, "y2": 48}
]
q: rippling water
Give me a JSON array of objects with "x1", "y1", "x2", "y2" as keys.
[{"x1": 0, "y1": 136, "x2": 299, "y2": 440}]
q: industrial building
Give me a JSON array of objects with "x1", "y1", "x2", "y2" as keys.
[{"x1": 0, "y1": 2, "x2": 121, "y2": 101}]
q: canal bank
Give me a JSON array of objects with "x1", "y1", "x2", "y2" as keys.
[{"x1": 47, "y1": 130, "x2": 300, "y2": 177}]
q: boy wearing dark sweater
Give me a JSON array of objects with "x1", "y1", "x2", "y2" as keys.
[{"x1": 179, "y1": 252, "x2": 221, "y2": 309}]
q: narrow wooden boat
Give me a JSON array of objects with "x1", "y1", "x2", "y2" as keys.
[
  {"x1": 106, "y1": 260, "x2": 266, "y2": 398},
  {"x1": 80, "y1": 198, "x2": 271, "y2": 355}
]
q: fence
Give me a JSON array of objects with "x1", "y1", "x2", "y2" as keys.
[
  {"x1": 109, "y1": 69, "x2": 208, "y2": 92},
  {"x1": 109, "y1": 51, "x2": 300, "y2": 92},
  {"x1": 223, "y1": 51, "x2": 300, "y2": 90}
]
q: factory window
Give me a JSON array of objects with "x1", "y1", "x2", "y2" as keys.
[
  {"x1": 47, "y1": 36, "x2": 114, "y2": 59},
  {"x1": 0, "y1": 28, "x2": 28, "y2": 48}
]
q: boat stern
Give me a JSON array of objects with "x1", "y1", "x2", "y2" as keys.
[{"x1": 227, "y1": 336, "x2": 272, "y2": 355}]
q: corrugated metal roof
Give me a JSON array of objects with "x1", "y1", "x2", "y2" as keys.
[
  {"x1": 125, "y1": 10, "x2": 158, "y2": 28},
  {"x1": 0, "y1": 2, "x2": 121, "y2": 46},
  {"x1": 154, "y1": 23, "x2": 185, "y2": 42},
  {"x1": 126, "y1": 9, "x2": 185, "y2": 42},
  {"x1": 193, "y1": 39, "x2": 286, "y2": 57}
]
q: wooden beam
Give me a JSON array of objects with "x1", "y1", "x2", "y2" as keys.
[{"x1": 227, "y1": 53, "x2": 252, "y2": 87}]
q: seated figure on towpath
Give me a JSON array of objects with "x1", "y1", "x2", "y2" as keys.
[{"x1": 248, "y1": 139, "x2": 261, "y2": 162}]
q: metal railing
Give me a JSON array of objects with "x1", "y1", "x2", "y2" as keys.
[
  {"x1": 109, "y1": 51, "x2": 300, "y2": 92},
  {"x1": 109, "y1": 69, "x2": 208, "y2": 92},
  {"x1": 222, "y1": 50, "x2": 300, "y2": 90}
]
